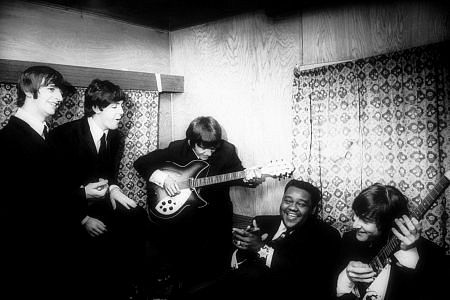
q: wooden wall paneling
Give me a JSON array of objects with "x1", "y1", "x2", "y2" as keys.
[
  {"x1": 0, "y1": 0, "x2": 170, "y2": 73},
  {"x1": 170, "y1": 12, "x2": 302, "y2": 216},
  {"x1": 301, "y1": 0, "x2": 450, "y2": 66}
]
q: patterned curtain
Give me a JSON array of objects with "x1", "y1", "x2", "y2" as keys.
[
  {"x1": 292, "y1": 42, "x2": 450, "y2": 253},
  {"x1": 0, "y1": 84, "x2": 159, "y2": 208}
]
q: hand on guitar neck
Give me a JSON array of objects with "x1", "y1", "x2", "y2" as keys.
[
  {"x1": 242, "y1": 167, "x2": 264, "y2": 186},
  {"x1": 391, "y1": 215, "x2": 422, "y2": 252}
]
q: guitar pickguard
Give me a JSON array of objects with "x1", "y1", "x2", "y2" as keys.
[{"x1": 155, "y1": 188, "x2": 192, "y2": 216}]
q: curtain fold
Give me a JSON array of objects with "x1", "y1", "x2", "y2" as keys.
[
  {"x1": 0, "y1": 84, "x2": 159, "y2": 208},
  {"x1": 292, "y1": 42, "x2": 450, "y2": 253}
]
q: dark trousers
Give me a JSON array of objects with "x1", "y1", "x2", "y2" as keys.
[{"x1": 80, "y1": 200, "x2": 148, "y2": 300}]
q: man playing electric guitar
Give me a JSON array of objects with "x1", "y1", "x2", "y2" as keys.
[
  {"x1": 336, "y1": 177, "x2": 448, "y2": 300},
  {"x1": 134, "y1": 116, "x2": 262, "y2": 297}
]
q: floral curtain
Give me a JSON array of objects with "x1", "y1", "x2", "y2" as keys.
[
  {"x1": 0, "y1": 84, "x2": 159, "y2": 208},
  {"x1": 292, "y1": 42, "x2": 450, "y2": 253}
]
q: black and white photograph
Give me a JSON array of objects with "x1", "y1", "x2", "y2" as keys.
[{"x1": 0, "y1": 0, "x2": 449, "y2": 299}]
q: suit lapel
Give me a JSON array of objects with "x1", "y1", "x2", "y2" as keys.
[
  {"x1": 10, "y1": 116, "x2": 47, "y2": 148},
  {"x1": 79, "y1": 117, "x2": 98, "y2": 159}
]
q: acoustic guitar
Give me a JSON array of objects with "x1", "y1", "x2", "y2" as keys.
[{"x1": 147, "y1": 159, "x2": 293, "y2": 220}]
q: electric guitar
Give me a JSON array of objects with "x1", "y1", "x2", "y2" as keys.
[
  {"x1": 358, "y1": 171, "x2": 450, "y2": 299},
  {"x1": 147, "y1": 159, "x2": 293, "y2": 220}
]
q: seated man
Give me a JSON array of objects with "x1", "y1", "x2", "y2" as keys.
[
  {"x1": 49, "y1": 79, "x2": 148, "y2": 300},
  {"x1": 199, "y1": 179, "x2": 341, "y2": 300},
  {"x1": 336, "y1": 179, "x2": 448, "y2": 300},
  {"x1": 134, "y1": 116, "x2": 261, "y2": 297}
]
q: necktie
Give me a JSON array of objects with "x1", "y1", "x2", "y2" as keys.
[
  {"x1": 42, "y1": 124, "x2": 49, "y2": 140},
  {"x1": 98, "y1": 133, "x2": 107, "y2": 159}
]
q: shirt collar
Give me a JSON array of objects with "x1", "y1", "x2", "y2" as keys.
[
  {"x1": 87, "y1": 116, "x2": 108, "y2": 143},
  {"x1": 15, "y1": 108, "x2": 46, "y2": 136},
  {"x1": 272, "y1": 221, "x2": 288, "y2": 240}
]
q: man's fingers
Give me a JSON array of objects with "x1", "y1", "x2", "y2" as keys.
[
  {"x1": 125, "y1": 198, "x2": 137, "y2": 208},
  {"x1": 394, "y1": 218, "x2": 410, "y2": 236},
  {"x1": 402, "y1": 215, "x2": 417, "y2": 233}
]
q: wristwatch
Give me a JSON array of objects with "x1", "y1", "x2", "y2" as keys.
[{"x1": 257, "y1": 244, "x2": 271, "y2": 259}]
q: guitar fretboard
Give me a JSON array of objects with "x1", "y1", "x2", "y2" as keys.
[
  {"x1": 192, "y1": 171, "x2": 247, "y2": 188},
  {"x1": 370, "y1": 175, "x2": 450, "y2": 273}
]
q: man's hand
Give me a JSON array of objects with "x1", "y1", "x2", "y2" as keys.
[
  {"x1": 243, "y1": 167, "x2": 264, "y2": 186},
  {"x1": 232, "y1": 220, "x2": 266, "y2": 252},
  {"x1": 345, "y1": 261, "x2": 376, "y2": 283},
  {"x1": 84, "y1": 216, "x2": 107, "y2": 237},
  {"x1": 163, "y1": 175, "x2": 180, "y2": 196},
  {"x1": 84, "y1": 179, "x2": 108, "y2": 199},
  {"x1": 392, "y1": 215, "x2": 421, "y2": 251},
  {"x1": 109, "y1": 186, "x2": 137, "y2": 210}
]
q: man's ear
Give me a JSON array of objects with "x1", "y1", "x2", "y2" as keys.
[
  {"x1": 311, "y1": 205, "x2": 318, "y2": 217},
  {"x1": 24, "y1": 91, "x2": 35, "y2": 99},
  {"x1": 92, "y1": 105, "x2": 102, "y2": 114}
]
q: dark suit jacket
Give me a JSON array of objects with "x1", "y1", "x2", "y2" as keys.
[
  {"x1": 48, "y1": 117, "x2": 123, "y2": 219},
  {"x1": 134, "y1": 139, "x2": 247, "y2": 282},
  {"x1": 0, "y1": 116, "x2": 80, "y2": 299},
  {"x1": 337, "y1": 229, "x2": 445, "y2": 300},
  {"x1": 232, "y1": 215, "x2": 341, "y2": 300},
  {"x1": 134, "y1": 139, "x2": 245, "y2": 222}
]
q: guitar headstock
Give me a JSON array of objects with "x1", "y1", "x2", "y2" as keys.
[{"x1": 259, "y1": 159, "x2": 294, "y2": 179}]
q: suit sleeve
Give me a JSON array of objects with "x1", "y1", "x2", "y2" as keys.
[{"x1": 134, "y1": 144, "x2": 174, "y2": 181}]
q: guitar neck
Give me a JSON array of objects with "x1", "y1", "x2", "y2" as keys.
[
  {"x1": 370, "y1": 175, "x2": 450, "y2": 273},
  {"x1": 192, "y1": 170, "x2": 247, "y2": 188}
]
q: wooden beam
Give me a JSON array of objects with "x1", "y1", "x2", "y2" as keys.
[{"x1": 0, "y1": 59, "x2": 184, "y2": 93}]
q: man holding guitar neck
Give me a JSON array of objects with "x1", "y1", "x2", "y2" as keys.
[
  {"x1": 134, "y1": 116, "x2": 262, "y2": 297},
  {"x1": 337, "y1": 178, "x2": 448, "y2": 300}
]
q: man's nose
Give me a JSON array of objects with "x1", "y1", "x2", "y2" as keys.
[
  {"x1": 55, "y1": 90, "x2": 63, "y2": 101},
  {"x1": 352, "y1": 216, "x2": 362, "y2": 229}
]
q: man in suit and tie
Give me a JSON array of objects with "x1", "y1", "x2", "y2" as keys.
[
  {"x1": 0, "y1": 66, "x2": 81, "y2": 299},
  {"x1": 49, "y1": 79, "x2": 147, "y2": 300},
  {"x1": 198, "y1": 179, "x2": 341, "y2": 300}
]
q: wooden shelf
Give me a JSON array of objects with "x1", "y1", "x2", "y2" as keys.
[{"x1": 0, "y1": 59, "x2": 183, "y2": 93}]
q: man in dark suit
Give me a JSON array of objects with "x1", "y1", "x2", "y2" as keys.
[
  {"x1": 133, "y1": 116, "x2": 261, "y2": 297},
  {"x1": 201, "y1": 179, "x2": 341, "y2": 300},
  {"x1": 49, "y1": 79, "x2": 148, "y2": 300},
  {"x1": 0, "y1": 66, "x2": 80, "y2": 300},
  {"x1": 336, "y1": 182, "x2": 447, "y2": 300}
]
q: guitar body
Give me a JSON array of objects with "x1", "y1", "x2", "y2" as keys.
[
  {"x1": 147, "y1": 160, "x2": 210, "y2": 220},
  {"x1": 145, "y1": 158, "x2": 293, "y2": 222}
]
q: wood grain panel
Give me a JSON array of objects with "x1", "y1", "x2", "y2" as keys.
[
  {"x1": 0, "y1": 0, "x2": 170, "y2": 73},
  {"x1": 302, "y1": 0, "x2": 450, "y2": 66},
  {"x1": 170, "y1": 12, "x2": 301, "y2": 216},
  {"x1": 169, "y1": 1, "x2": 449, "y2": 216}
]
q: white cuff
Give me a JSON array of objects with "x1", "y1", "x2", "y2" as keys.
[
  {"x1": 109, "y1": 184, "x2": 120, "y2": 193},
  {"x1": 81, "y1": 216, "x2": 90, "y2": 225},
  {"x1": 336, "y1": 268, "x2": 355, "y2": 296},
  {"x1": 394, "y1": 247, "x2": 419, "y2": 269},
  {"x1": 231, "y1": 249, "x2": 239, "y2": 269},
  {"x1": 149, "y1": 169, "x2": 168, "y2": 187}
]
